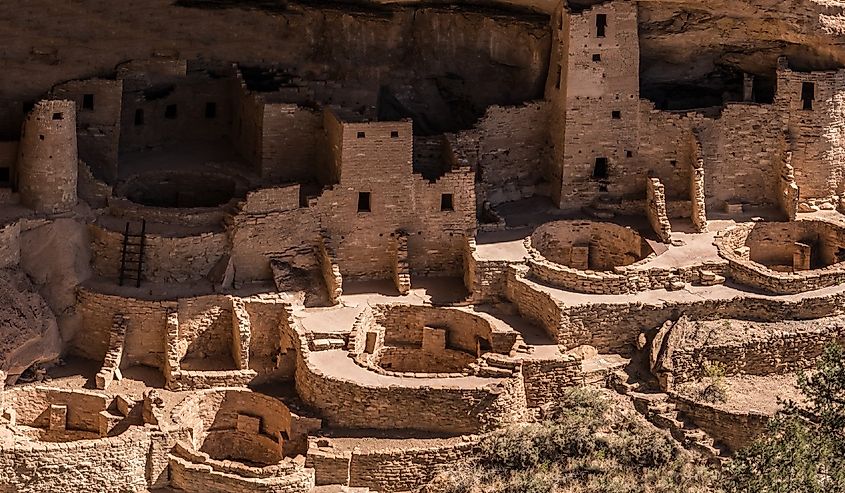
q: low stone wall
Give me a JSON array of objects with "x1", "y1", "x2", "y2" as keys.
[
  {"x1": 0, "y1": 427, "x2": 152, "y2": 492},
  {"x1": 5, "y1": 386, "x2": 109, "y2": 432},
  {"x1": 527, "y1": 254, "x2": 728, "y2": 295},
  {"x1": 530, "y1": 220, "x2": 649, "y2": 271},
  {"x1": 295, "y1": 316, "x2": 526, "y2": 433},
  {"x1": 657, "y1": 317, "x2": 845, "y2": 385},
  {"x1": 717, "y1": 221, "x2": 845, "y2": 294},
  {"x1": 89, "y1": 221, "x2": 229, "y2": 283},
  {"x1": 521, "y1": 356, "x2": 582, "y2": 408},
  {"x1": 508, "y1": 269, "x2": 845, "y2": 353},
  {"x1": 307, "y1": 435, "x2": 484, "y2": 493},
  {"x1": 169, "y1": 453, "x2": 314, "y2": 493},
  {"x1": 108, "y1": 196, "x2": 234, "y2": 228},
  {"x1": 671, "y1": 394, "x2": 768, "y2": 452}
]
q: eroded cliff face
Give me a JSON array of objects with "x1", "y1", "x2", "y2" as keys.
[
  {"x1": 0, "y1": 268, "x2": 61, "y2": 383},
  {"x1": 0, "y1": 0, "x2": 550, "y2": 136},
  {"x1": 637, "y1": 0, "x2": 845, "y2": 105}
]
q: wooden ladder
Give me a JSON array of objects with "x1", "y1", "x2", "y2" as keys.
[{"x1": 119, "y1": 220, "x2": 146, "y2": 288}]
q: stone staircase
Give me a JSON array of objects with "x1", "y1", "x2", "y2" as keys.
[{"x1": 608, "y1": 371, "x2": 730, "y2": 466}]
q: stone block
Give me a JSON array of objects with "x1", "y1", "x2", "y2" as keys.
[
  {"x1": 49, "y1": 404, "x2": 67, "y2": 431},
  {"x1": 236, "y1": 414, "x2": 261, "y2": 435},
  {"x1": 422, "y1": 327, "x2": 447, "y2": 352}
]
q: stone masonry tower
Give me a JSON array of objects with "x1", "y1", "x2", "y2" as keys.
[
  {"x1": 17, "y1": 100, "x2": 78, "y2": 213},
  {"x1": 546, "y1": 0, "x2": 640, "y2": 210}
]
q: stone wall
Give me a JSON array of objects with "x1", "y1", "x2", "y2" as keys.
[
  {"x1": 465, "y1": 101, "x2": 551, "y2": 205},
  {"x1": 507, "y1": 268, "x2": 845, "y2": 352},
  {"x1": 530, "y1": 220, "x2": 649, "y2": 271},
  {"x1": 89, "y1": 222, "x2": 229, "y2": 283},
  {"x1": 261, "y1": 103, "x2": 321, "y2": 183},
  {"x1": 50, "y1": 78, "x2": 123, "y2": 182},
  {"x1": 716, "y1": 221, "x2": 845, "y2": 294},
  {"x1": 672, "y1": 394, "x2": 768, "y2": 452},
  {"x1": 646, "y1": 177, "x2": 672, "y2": 242},
  {"x1": 0, "y1": 220, "x2": 20, "y2": 269},
  {"x1": 0, "y1": 427, "x2": 152, "y2": 493}
]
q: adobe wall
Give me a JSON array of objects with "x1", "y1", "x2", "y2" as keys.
[
  {"x1": 775, "y1": 64, "x2": 845, "y2": 206},
  {"x1": 17, "y1": 100, "x2": 78, "y2": 213},
  {"x1": 50, "y1": 78, "x2": 123, "y2": 182},
  {"x1": 0, "y1": 427, "x2": 152, "y2": 493},
  {"x1": 89, "y1": 222, "x2": 229, "y2": 283}
]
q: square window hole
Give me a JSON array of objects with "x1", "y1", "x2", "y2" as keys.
[
  {"x1": 82, "y1": 94, "x2": 94, "y2": 110},
  {"x1": 441, "y1": 193, "x2": 454, "y2": 211},
  {"x1": 611, "y1": 111, "x2": 621, "y2": 119},
  {"x1": 592, "y1": 54, "x2": 601, "y2": 62},
  {"x1": 357, "y1": 192, "x2": 371, "y2": 212},
  {"x1": 165, "y1": 104, "x2": 178, "y2": 119},
  {"x1": 357, "y1": 131, "x2": 366, "y2": 139},
  {"x1": 52, "y1": 112, "x2": 63, "y2": 120},
  {"x1": 390, "y1": 130, "x2": 399, "y2": 138}
]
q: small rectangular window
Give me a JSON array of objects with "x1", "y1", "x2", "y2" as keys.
[
  {"x1": 357, "y1": 192, "x2": 371, "y2": 212},
  {"x1": 555, "y1": 65, "x2": 562, "y2": 90},
  {"x1": 205, "y1": 102, "x2": 217, "y2": 119},
  {"x1": 441, "y1": 193, "x2": 454, "y2": 211},
  {"x1": 592, "y1": 54, "x2": 601, "y2": 62},
  {"x1": 596, "y1": 14, "x2": 607, "y2": 37},
  {"x1": 82, "y1": 94, "x2": 95, "y2": 110},
  {"x1": 390, "y1": 130, "x2": 399, "y2": 138},
  {"x1": 0, "y1": 168, "x2": 9, "y2": 183},
  {"x1": 593, "y1": 157, "x2": 609, "y2": 179},
  {"x1": 626, "y1": 150, "x2": 633, "y2": 158},
  {"x1": 801, "y1": 82, "x2": 815, "y2": 110},
  {"x1": 134, "y1": 109, "x2": 144, "y2": 126},
  {"x1": 357, "y1": 131, "x2": 366, "y2": 139},
  {"x1": 52, "y1": 112, "x2": 63, "y2": 120},
  {"x1": 611, "y1": 111, "x2": 621, "y2": 119},
  {"x1": 165, "y1": 104, "x2": 178, "y2": 119}
]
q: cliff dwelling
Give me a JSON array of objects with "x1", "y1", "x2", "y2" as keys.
[{"x1": 1, "y1": 0, "x2": 845, "y2": 492}]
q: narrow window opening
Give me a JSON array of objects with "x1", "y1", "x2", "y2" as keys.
[
  {"x1": 592, "y1": 54, "x2": 602, "y2": 62},
  {"x1": 205, "y1": 102, "x2": 217, "y2": 119},
  {"x1": 593, "y1": 157, "x2": 609, "y2": 179},
  {"x1": 0, "y1": 168, "x2": 10, "y2": 183},
  {"x1": 801, "y1": 82, "x2": 815, "y2": 110},
  {"x1": 357, "y1": 192, "x2": 371, "y2": 212},
  {"x1": 357, "y1": 131, "x2": 366, "y2": 139},
  {"x1": 82, "y1": 94, "x2": 95, "y2": 111},
  {"x1": 596, "y1": 14, "x2": 607, "y2": 38},
  {"x1": 558, "y1": 13, "x2": 563, "y2": 30},
  {"x1": 134, "y1": 109, "x2": 144, "y2": 126},
  {"x1": 626, "y1": 150, "x2": 633, "y2": 158},
  {"x1": 555, "y1": 65, "x2": 562, "y2": 90},
  {"x1": 52, "y1": 112, "x2": 63, "y2": 120},
  {"x1": 670, "y1": 159, "x2": 678, "y2": 167},
  {"x1": 611, "y1": 110, "x2": 621, "y2": 119},
  {"x1": 39, "y1": 135, "x2": 44, "y2": 141},
  {"x1": 441, "y1": 193, "x2": 454, "y2": 211},
  {"x1": 390, "y1": 130, "x2": 399, "y2": 138},
  {"x1": 165, "y1": 104, "x2": 178, "y2": 119}
]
